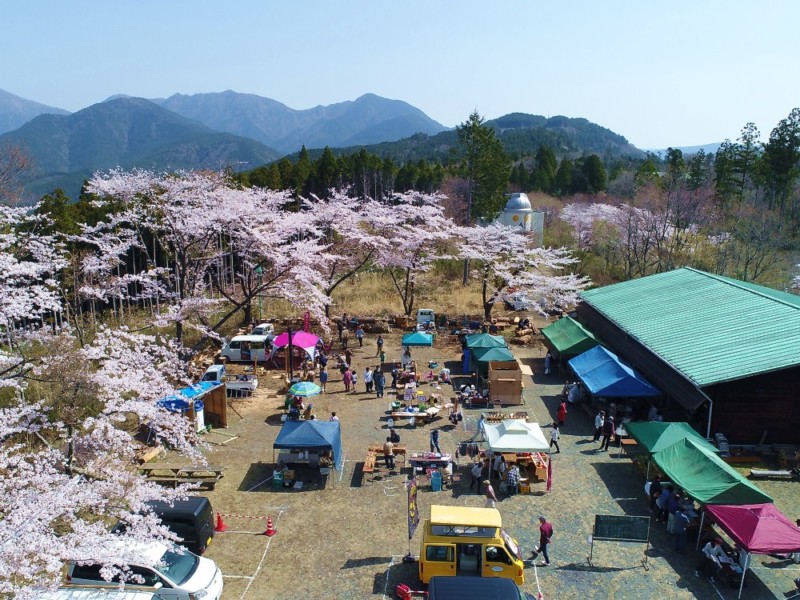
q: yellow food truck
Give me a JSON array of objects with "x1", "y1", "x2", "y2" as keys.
[{"x1": 419, "y1": 505, "x2": 525, "y2": 585}]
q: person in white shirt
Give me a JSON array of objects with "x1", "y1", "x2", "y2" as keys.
[
  {"x1": 593, "y1": 410, "x2": 605, "y2": 441},
  {"x1": 364, "y1": 367, "x2": 374, "y2": 393},
  {"x1": 695, "y1": 537, "x2": 727, "y2": 581},
  {"x1": 550, "y1": 422, "x2": 561, "y2": 453}
]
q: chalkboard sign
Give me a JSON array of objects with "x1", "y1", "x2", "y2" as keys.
[{"x1": 593, "y1": 514, "x2": 650, "y2": 543}]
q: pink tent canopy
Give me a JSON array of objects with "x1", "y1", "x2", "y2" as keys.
[
  {"x1": 705, "y1": 503, "x2": 800, "y2": 554},
  {"x1": 272, "y1": 331, "x2": 319, "y2": 350}
]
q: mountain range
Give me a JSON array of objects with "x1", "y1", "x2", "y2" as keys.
[{"x1": 1, "y1": 88, "x2": 648, "y2": 202}]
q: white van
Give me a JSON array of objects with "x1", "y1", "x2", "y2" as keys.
[
  {"x1": 251, "y1": 323, "x2": 275, "y2": 337},
  {"x1": 220, "y1": 334, "x2": 270, "y2": 362},
  {"x1": 416, "y1": 308, "x2": 436, "y2": 328},
  {"x1": 65, "y1": 541, "x2": 223, "y2": 600}
]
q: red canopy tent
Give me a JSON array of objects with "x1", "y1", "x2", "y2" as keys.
[{"x1": 704, "y1": 503, "x2": 800, "y2": 598}]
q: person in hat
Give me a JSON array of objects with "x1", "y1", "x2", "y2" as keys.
[
  {"x1": 600, "y1": 415, "x2": 615, "y2": 451},
  {"x1": 483, "y1": 480, "x2": 498, "y2": 508},
  {"x1": 593, "y1": 409, "x2": 605, "y2": 442}
]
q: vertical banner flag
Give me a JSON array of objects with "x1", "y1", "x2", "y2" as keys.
[
  {"x1": 303, "y1": 311, "x2": 310, "y2": 333},
  {"x1": 546, "y1": 454, "x2": 553, "y2": 492},
  {"x1": 407, "y1": 477, "x2": 419, "y2": 540}
]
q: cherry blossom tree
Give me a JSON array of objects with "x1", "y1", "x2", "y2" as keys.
[
  {"x1": 83, "y1": 169, "x2": 333, "y2": 343},
  {"x1": 374, "y1": 192, "x2": 456, "y2": 316},
  {"x1": 458, "y1": 222, "x2": 590, "y2": 320}
]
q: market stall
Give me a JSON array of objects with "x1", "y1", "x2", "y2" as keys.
[
  {"x1": 272, "y1": 420, "x2": 344, "y2": 486},
  {"x1": 627, "y1": 421, "x2": 719, "y2": 478},
  {"x1": 472, "y1": 347, "x2": 516, "y2": 377},
  {"x1": 652, "y1": 438, "x2": 773, "y2": 505},
  {"x1": 567, "y1": 345, "x2": 660, "y2": 399},
  {"x1": 703, "y1": 503, "x2": 800, "y2": 598},
  {"x1": 540, "y1": 316, "x2": 601, "y2": 361},
  {"x1": 483, "y1": 419, "x2": 550, "y2": 489},
  {"x1": 271, "y1": 331, "x2": 320, "y2": 361}
]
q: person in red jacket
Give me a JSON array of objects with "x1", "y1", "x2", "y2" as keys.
[
  {"x1": 537, "y1": 516, "x2": 553, "y2": 566},
  {"x1": 556, "y1": 400, "x2": 567, "y2": 427}
]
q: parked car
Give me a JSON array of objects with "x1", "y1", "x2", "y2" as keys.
[
  {"x1": 250, "y1": 322, "x2": 274, "y2": 337},
  {"x1": 65, "y1": 541, "x2": 223, "y2": 600},
  {"x1": 428, "y1": 576, "x2": 535, "y2": 600},
  {"x1": 219, "y1": 334, "x2": 270, "y2": 362},
  {"x1": 145, "y1": 496, "x2": 216, "y2": 556},
  {"x1": 201, "y1": 364, "x2": 258, "y2": 397},
  {"x1": 40, "y1": 590, "x2": 165, "y2": 600}
]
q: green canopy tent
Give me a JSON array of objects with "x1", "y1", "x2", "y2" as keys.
[
  {"x1": 472, "y1": 346, "x2": 516, "y2": 376},
  {"x1": 465, "y1": 333, "x2": 507, "y2": 349},
  {"x1": 627, "y1": 421, "x2": 720, "y2": 480},
  {"x1": 401, "y1": 331, "x2": 434, "y2": 347},
  {"x1": 540, "y1": 316, "x2": 600, "y2": 359},
  {"x1": 652, "y1": 438, "x2": 773, "y2": 506}
]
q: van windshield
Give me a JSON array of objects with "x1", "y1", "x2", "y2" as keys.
[
  {"x1": 430, "y1": 524, "x2": 495, "y2": 537},
  {"x1": 157, "y1": 548, "x2": 199, "y2": 585}
]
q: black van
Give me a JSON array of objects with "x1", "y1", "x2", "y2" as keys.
[
  {"x1": 428, "y1": 576, "x2": 535, "y2": 600},
  {"x1": 146, "y1": 496, "x2": 215, "y2": 555}
]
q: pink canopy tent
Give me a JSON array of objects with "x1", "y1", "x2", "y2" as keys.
[
  {"x1": 271, "y1": 331, "x2": 320, "y2": 360},
  {"x1": 704, "y1": 503, "x2": 800, "y2": 598}
]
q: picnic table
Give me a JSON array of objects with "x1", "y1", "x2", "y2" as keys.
[
  {"x1": 139, "y1": 464, "x2": 226, "y2": 489},
  {"x1": 390, "y1": 406, "x2": 441, "y2": 425}
]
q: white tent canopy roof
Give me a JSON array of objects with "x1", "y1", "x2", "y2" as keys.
[{"x1": 483, "y1": 419, "x2": 549, "y2": 452}]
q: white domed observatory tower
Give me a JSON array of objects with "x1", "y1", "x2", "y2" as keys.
[{"x1": 494, "y1": 192, "x2": 544, "y2": 245}]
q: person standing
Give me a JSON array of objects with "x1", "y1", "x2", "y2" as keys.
[
  {"x1": 695, "y1": 537, "x2": 726, "y2": 580},
  {"x1": 355, "y1": 325, "x2": 365, "y2": 348},
  {"x1": 344, "y1": 347, "x2": 353, "y2": 365},
  {"x1": 537, "y1": 516, "x2": 553, "y2": 566},
  {"x1": 550, "y1": 422, "x2": 561, "y2": 453},
  {"x1": 341, "y1": 327, "x2": 350, "y2": 349},
  {"x1": 391, "y1": 363, "x2": 399, "y2": 388},
  {"x1": 388, "y1": 428, "x2": 400, "y2": 444},
  {"x1": 674, "y1": 509, "x2": 691, "y2": 553},
  {"x1": 430, "y1": 428, "x2": 441, "y2": 453},
  {"x1": 483, "y1": 480, "x2": 498, "y2": 508},
  {"x1": 364, "y1": 367, "x2": 374, "y2": 393},
  {"x1": 544, "y1": 351, "x2": 552, "y2": 375},
  {"x1": 376, "y1": 334, "x2": 384, "y2": 357},
  {"x1": 556, "y1": 400, "x2": 567, "y2": 427},
  {"x1": 351, "y1": 370, "x2": 358, "y2": 393},
  {"x1": 375, "y1": 369, "x2": 385, "y2": 398},
  {"x1": 506, "y1": 464, "x2": 520, "y2": 496},
  {"x1": 342, "y1": 367, "x2": 353, "y2": 392},
  {"x1": 593, "y1": 410, "x2": 605, "y2": 442},
  {"x1": 383, "y1": 438, "x2": 395, "y2": 470},
  {"x1": 649, "y1": 474, "x2": 663, "y2": 514},
  {"x1": 329, "y1": 411, "x2": 339, "y2": 422},
  {"x1": 319, "y1": 367, "x2": 328, "y2": 393},
  {"x1": 600, "y1": 416, "x2": 614, "y2": 451},
  {"x1": 336, "y1": 319, "x2": 345, "y2": 342},
  {"x1": 470, "y1": 461, "x2": 483, "y2": 492},
  {"x1": 379, "y1": 349, "x2": 386, "y2": 369}
]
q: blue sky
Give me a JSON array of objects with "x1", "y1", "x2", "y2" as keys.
[{"x1": 3, "y1": 1, "x2": 799, "y2": 149}]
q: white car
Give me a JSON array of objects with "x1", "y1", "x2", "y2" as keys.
[
  {"x1": 66, "y1": 541, "x2": 223, "y2": 600},
  {"x1": 41, "y1": 589, "x2": 166, "y2": 600},
  {"x1": 504, "y1": 292, "x2": 531, "y2": 311}
]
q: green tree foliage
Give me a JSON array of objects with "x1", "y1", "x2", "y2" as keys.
[
  {"x1": 455, "y1": 111, "x2": 511, "y2": 221},
  {"x1": 581, "y1": 154, "x2": 607, "y2": 193},
  {"x1": 530, "y1": 146, "x2": 558, "y2": 193},
  {"x1": 687, "y1": 149, "x2": 709, "y2": 191},
  {"x1": 553, "y1": 159, "x2": 574, "y2": 197},
  {"x1": 762, "y1": 107, "x2": 800, "y2": 216}
]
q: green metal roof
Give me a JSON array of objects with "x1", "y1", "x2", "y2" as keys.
[
  {"x1": 580, "y1": 267, "x2": 800, "y2": 386},
  {"x1": 540, "y1": 316, "x2": 600, "y2": 357}
]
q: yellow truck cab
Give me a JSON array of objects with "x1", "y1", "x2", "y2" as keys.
[{"x1": 419, "y1": 505, "x2": 525, "y2": 585}]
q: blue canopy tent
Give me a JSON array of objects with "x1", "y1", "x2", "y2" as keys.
[
  {"x1": 567, "y1": 345, "x2": 660, "y2": 397},
  {"x1": 402, "y1": 331, "x2": 434, "y2": 347},
  {"x1": 273, "y1": 420, "x2": 344, "y2": 474}
]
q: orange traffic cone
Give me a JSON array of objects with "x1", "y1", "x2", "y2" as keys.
[
  {"x1": 214, "y1": 512, "x2": 228, "y2": 533},
  {"x1": 264, "y1": 516, "x2": 276, "y2": 537}
]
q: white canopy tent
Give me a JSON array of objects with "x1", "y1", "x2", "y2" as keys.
[{"x1": 483, "y1": 419, "x2": 549, "y2": 452}]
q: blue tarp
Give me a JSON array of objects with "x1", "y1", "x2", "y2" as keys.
[
  {"x1": 273, "y1": 420, "x2": 344, "y2": 472},
  {"x1": 568, "y1": 345, "x2": 660, "y2": 397},
  {"x1": 157, "y1": 382, "x2": 220, "y2": 412}
]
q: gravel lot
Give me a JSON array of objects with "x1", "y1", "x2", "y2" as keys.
[{"x1": 183, "y1": 323, "x2": 800, "y2": 600}]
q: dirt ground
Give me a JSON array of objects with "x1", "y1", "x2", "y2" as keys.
[{"x1": 173, "y1": 315, "x2": 799, "y2": 600}]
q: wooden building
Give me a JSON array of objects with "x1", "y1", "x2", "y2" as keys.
[{"x1": 576, "y1": 268, "x2": 800, "y2": 444}]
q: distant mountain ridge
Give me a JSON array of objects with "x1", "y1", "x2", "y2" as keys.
[
  {"x1": 154, "y1": 91, "x2": 448, "y2": 154},
  {"x1": 0, "y1": 88, "x2": 69, "y2": 135},
  {"x1": 0, "y1": 97, "x2": 279, "y2": 201}
]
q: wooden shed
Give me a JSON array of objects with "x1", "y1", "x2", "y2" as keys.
[{"x1": 488, "y1": 360, "x2": 523, "y2": 406}]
